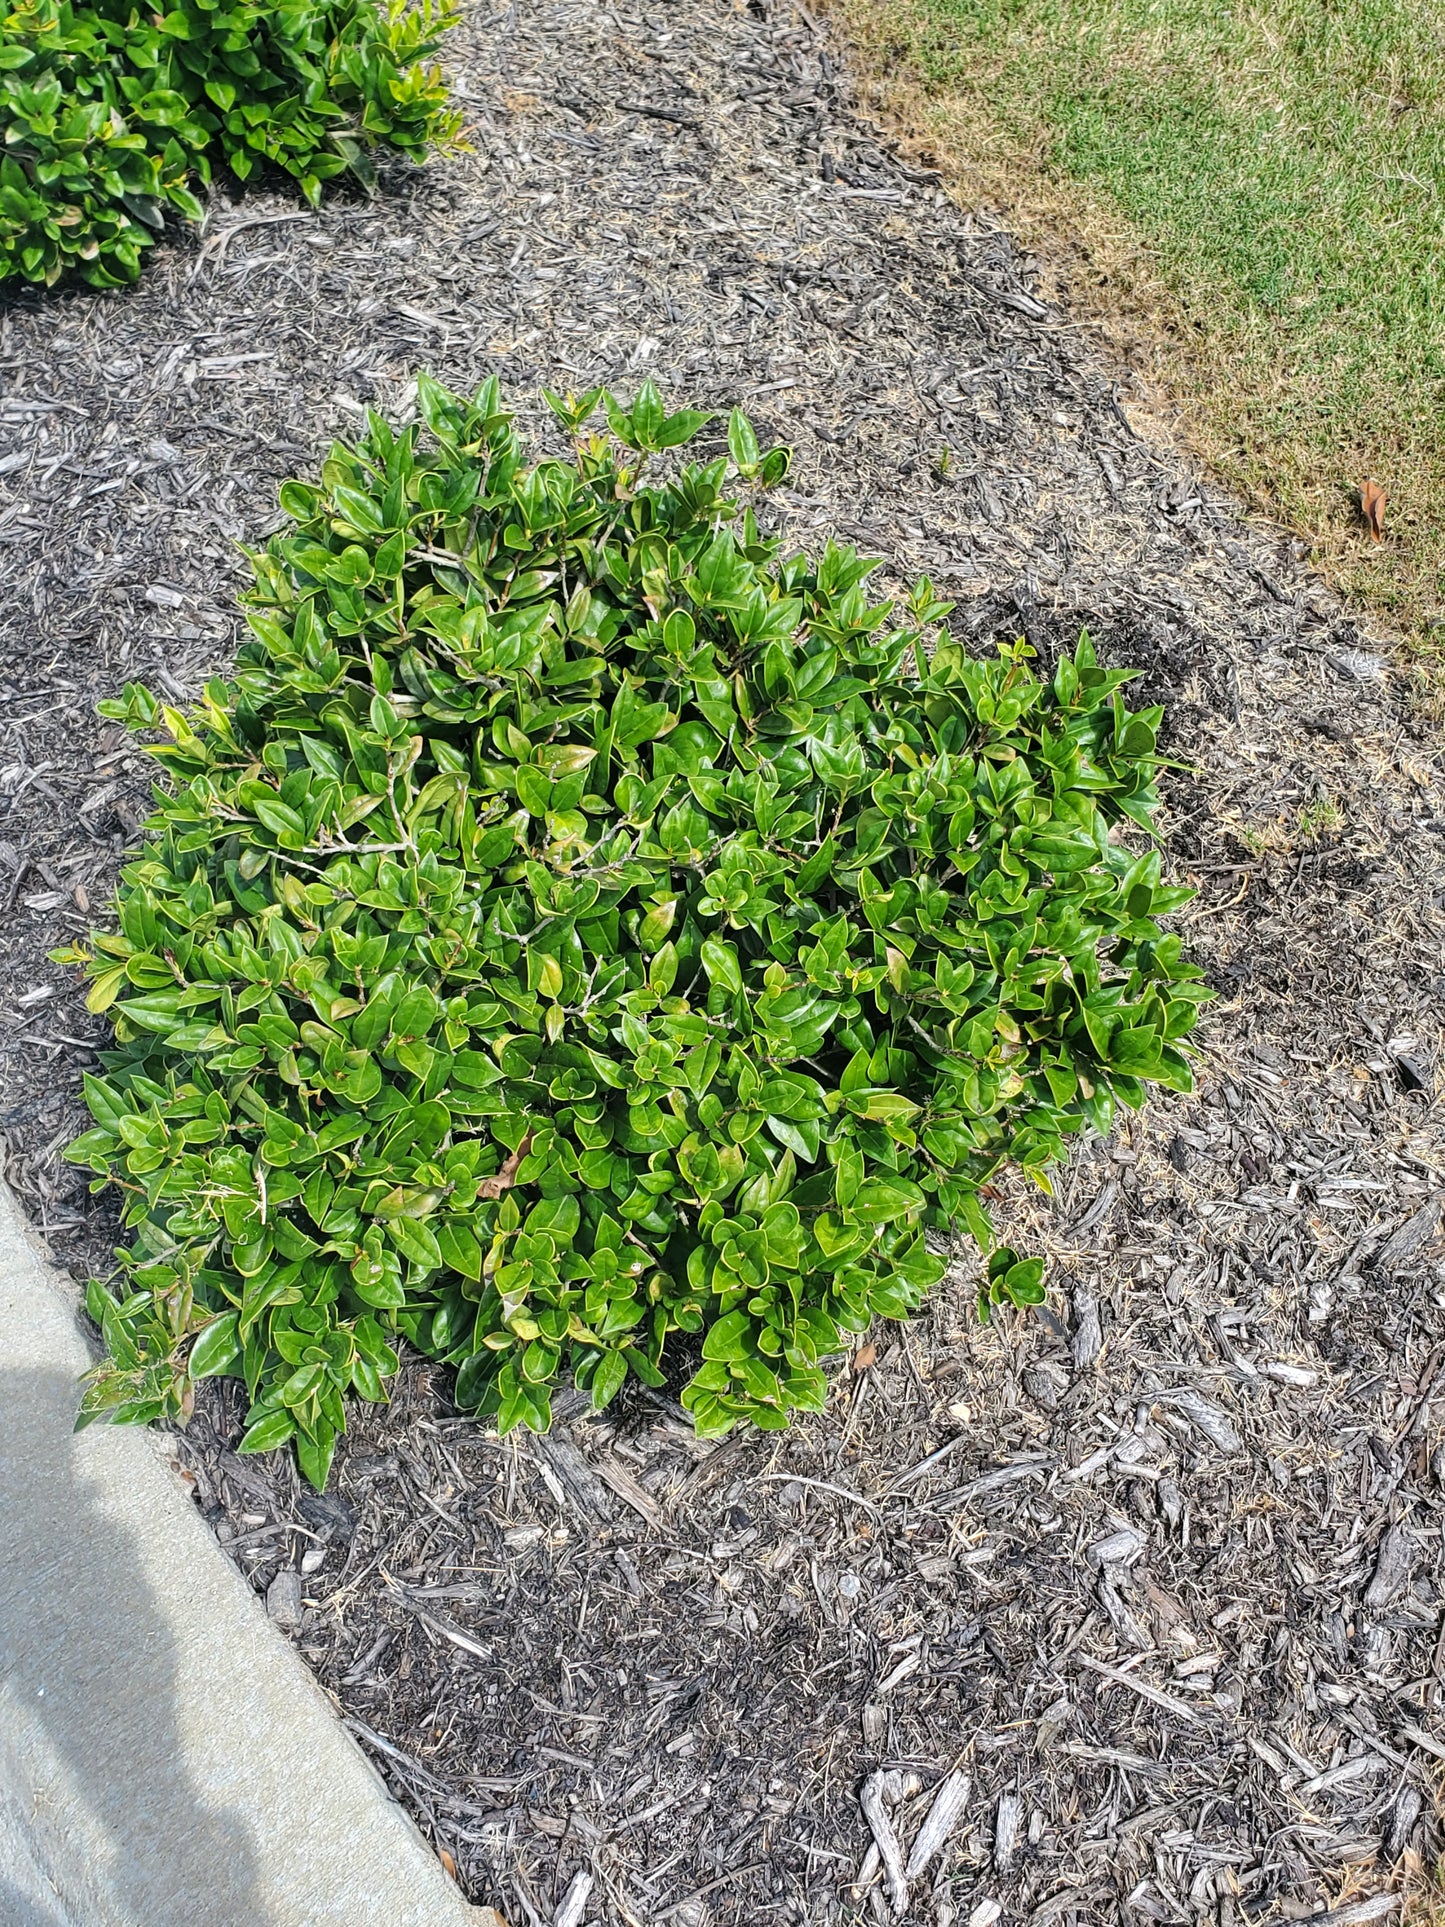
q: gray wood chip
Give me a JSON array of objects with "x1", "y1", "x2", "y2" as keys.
[{"x1": 1364, "y1": 1524, "x2": 1414, "y2": 1612}]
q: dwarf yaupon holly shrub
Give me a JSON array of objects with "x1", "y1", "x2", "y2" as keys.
[
  {"x1": 57, "y1": 377, "x2": 1207, "y2": 1488},
  {"x1": 0, "y1": 0, "x2": 458, "y2": 289}
]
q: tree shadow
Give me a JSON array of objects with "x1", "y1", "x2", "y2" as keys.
[{"x1": 0, "y1": 1367, "x2": 267, "y2": 1927}]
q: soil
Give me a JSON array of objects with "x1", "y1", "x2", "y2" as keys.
[{"x1": 3, "y1": 1, "x2": 1445, "y2": 1923}]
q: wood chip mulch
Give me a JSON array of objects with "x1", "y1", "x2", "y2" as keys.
[{"x1": 2, "y1": 1, "x2": 1443, "y2": 1922}]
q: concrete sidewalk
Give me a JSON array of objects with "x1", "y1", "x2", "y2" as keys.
[{"x1": 0, "y1": 1179, "x2": 486, "y2": 1927}]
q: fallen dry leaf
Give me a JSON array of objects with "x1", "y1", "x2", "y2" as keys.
[
  {"x1": 476, "y1": 1129, "x2": 534, "y2": 1200},
  {"x1": 437, "y1": 1847, "x2": 457, "y2": 1880},
  {"x1": 1361, "y1": 478, "x2": 1387, "y2": 540},
  {"x1": 853, "y1": 1341, "x2": 878, "y2": 1374}
]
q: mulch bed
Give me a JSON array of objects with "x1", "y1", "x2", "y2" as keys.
[{"x1": 3, "y1": 0, "x2": 1444, "y2": 1922}]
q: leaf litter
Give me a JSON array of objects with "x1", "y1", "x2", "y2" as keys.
[
  {"x1": 1, "y1": 0, "x2": 1444, "y2": 1921},
  {"x1": 1360, "y1": 481, "x2": 1387, "y2": 543}
]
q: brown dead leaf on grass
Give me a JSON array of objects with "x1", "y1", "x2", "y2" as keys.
[{"x1": 1362, "y1": 478, "x2": 1388, "y2": 539}]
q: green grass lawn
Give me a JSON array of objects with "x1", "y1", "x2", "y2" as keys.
[{"x1": 838, "y1": 0, "x2": 1445, "y2": 636}]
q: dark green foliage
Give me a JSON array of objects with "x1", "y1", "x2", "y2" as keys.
[
  {"x1": 57, "y1": 378, "x2": 1208, "y2": 1488},
  {"x1": 0, "y1": 0, "x2": 458, "y2": 288}
]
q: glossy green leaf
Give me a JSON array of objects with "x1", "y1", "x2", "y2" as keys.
[
  {"x1": 238, "y1": 1408, "x2": 297, "y2": 1454},
  {"x1": 188, "y1": 1311, "x2": 241, "y2": 1379}
]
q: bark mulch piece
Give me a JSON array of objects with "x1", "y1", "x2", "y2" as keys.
[{"x1": 3, "y1": 0, "x2": 1444, "y2": 1921}]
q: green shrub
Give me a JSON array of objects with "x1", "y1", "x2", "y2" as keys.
[
  {"x1": 58, "y1": 378, "x2": 1208, "y2": 1488},
  {"x1": 0, "y1": 0, "x2": 459, "y2": 288}
]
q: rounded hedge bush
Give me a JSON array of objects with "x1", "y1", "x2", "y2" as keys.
[{"x1": 60, "y1": 377, "x2": 1207, "y2": 1487}]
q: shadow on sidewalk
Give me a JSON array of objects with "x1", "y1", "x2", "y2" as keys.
[{"x1": 0, "y1": 1366, "x2": 267, "y2": 1927}]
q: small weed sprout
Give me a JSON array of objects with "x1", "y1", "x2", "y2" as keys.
[{"x1": 1297, "y1": 795, "x2": 1344, "y2": 842}]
